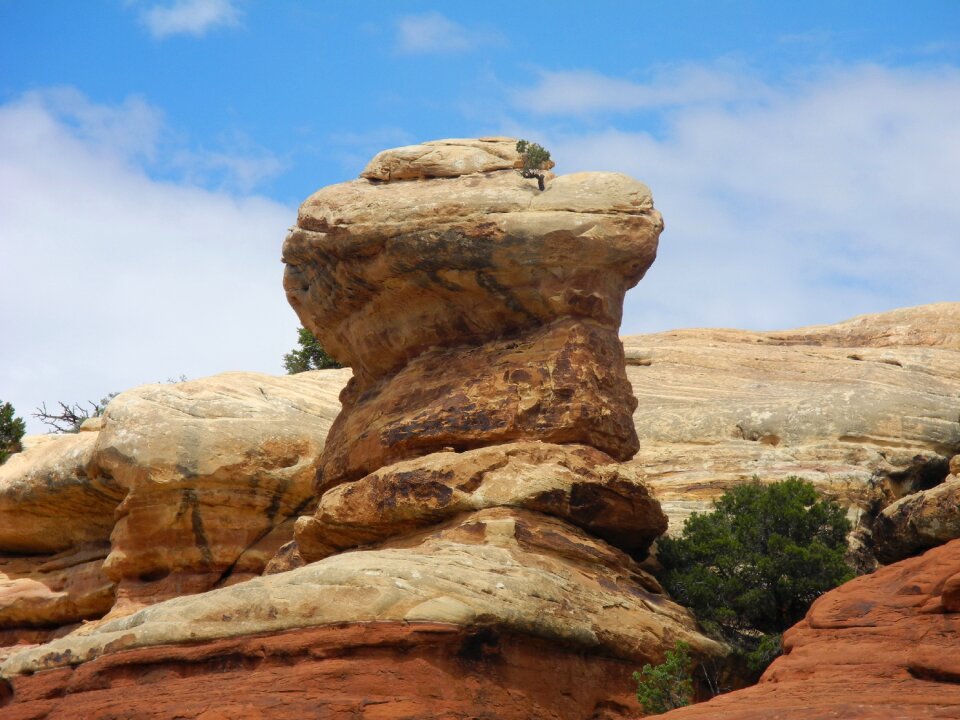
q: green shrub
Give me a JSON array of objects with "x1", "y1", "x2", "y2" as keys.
[
  {"x1": 283, "y1": 326, "x2": 343, "y2": 373},
  {"x1": 515, "y1": 139, "x2": 551, "y2": 190},
  {"x1": 633, "y1": 641, "x2": 694, "y2": 715},
  {"x1": 0, "y1": 401, "x2": 26, "y2": 464},
  {"x1": 657, "y1": 477, "x2": 853, "y2": 676}
]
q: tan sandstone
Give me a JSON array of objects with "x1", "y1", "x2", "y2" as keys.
[
  {"x1": 95, "y1": 369, "x2": 349, "y2": 612},
  {"x1": 297, "y1": 441, "x2": 666, "y2": 562}
]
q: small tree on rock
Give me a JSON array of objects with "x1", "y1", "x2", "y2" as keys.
[
  {"x1": 633, "y1": 641, "x2": 694, "y2": 715},
  {"x1": 284, "y1": 326, "x2": 343, "y2": 373},
  {"x1": 0, "y1": 401, "x2": 26, "y2": 464},
  {"x1": 515, "y1": 139, "x2": 551, "y2": 191}
]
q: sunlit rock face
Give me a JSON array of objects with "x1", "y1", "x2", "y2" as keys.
[
  {"x1": 622, "y1": 302, "x2": 960, "y2": 564},
  {"x1": 0, "y1": 369, "x2": 348, "y2": 660}
]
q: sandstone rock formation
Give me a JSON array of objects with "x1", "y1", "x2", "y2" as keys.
[
  {"x1": 1, "y1": 138, "x2": 722, "y2": 718},
  {"x1": 95, "y1": 370, "x2": 347, "y2": 614},
  {"x1": 0, "y1": 369, "x2": 347, "y2": 657},
  {"x1": 873, "y1": 453, "x2": 960, "y2": 563},
  {"x1": 623, "y1": 302, "x2": 960, "y2": 551},
  {"x1": 658, "y1": 538, "x2": 960, "y2": 719}
]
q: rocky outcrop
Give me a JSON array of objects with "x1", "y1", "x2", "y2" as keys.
[
  {"x1": 95, "y1": 370, "x2": 347, "y2": 614},
  {"x1": 1, "y1": 138, "x2": 719, "y2": 718},
  {"x1": 658, "y1": 538, "x2": 960, "y2": 719},
  {"x1": 0, "y1": 369, "x2": 348, "y2": 654},
  {"x1": 623, "y1": 303, "x2": 960, "y2": 545},
  {"x1": 0, "y1": 431, "x2": 122, "y2": 554},
  {"x1": 873, "y1": 454, "x2": 960, "y2": 563},
  {"x1": 296, "y1": 442, "x2": 666, "y2": 561}
]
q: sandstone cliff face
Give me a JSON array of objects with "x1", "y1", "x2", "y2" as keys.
[
  {"x1": 623, "y1": 302, "x2": 960, "y2": 554},
  {"x1": 658, "y1": 538, "x2": 960, "y2": 719}
]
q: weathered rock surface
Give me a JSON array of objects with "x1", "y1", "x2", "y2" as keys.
[
  {"x1": 0, "y1": 624, "x2": 637, "y2": 720},
  {"x1": 873, "y1": 454, "x2": 960, "y2": 563},
  {"x1": 360, "y1": 136, "x2": 541, "y2": 181},
  {"x1": 658, "y1": 538, "x2": 960, "y2": 719},
  {"x1": 624, "y1": 303, "x2": 960, "y2": 535},
  {"x1": 298, "y1": 442, "x2": 666, "y2": 562},
  {"x1": 0, "y1": 546, "x2": 113, "y2": 630},
  {"x1": 283, "y1": 166, "x2": 660, "y2": 384},
  {"x1": 0, "y1": 369, "x2": 348, "y2": 646},
  {"x1": 317, "y1": 319, "x2": 639, "y2": 490},
  {"x1": 2, "y1": 508, "x2": 721, "y2": 679},
  {"x1": 0, "y1": 432, "x2": 122, "y2": 554},
  {"x1": 95, "y1": 369, "x2": 348, "y2": 613}
]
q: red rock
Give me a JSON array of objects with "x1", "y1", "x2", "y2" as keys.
[
  {"x1": 0, "y1": 623, "x2": 639, "y2": 719},
  {"x1": 657, "y1": 538, "x2": 960, "y2": 718}
]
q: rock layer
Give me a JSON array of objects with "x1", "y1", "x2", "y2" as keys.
[
  {"x1": 317, "y1": 319, "x2": 639, "y2": 490},
  {"x1": 623, "y1": 303, "x2": 960, "y2": 538},
  {"x1": 658, "y1": 538, "x2": 960, "y2": 719},
  {"x1": 298, "y1": 442, "x2": 666, "y2": 562},
  {"x1": 0, "y1": 624, "x2": 637, "y2": 720}
]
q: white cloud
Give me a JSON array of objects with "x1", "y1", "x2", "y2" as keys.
[
  {"x1": 523, "y1": 64, "x2": 960, "y2": 333},
  {"x1": 515, "y1": 65, "x2": 769, "y2": 115},
  {"x1": 396, "y1": 12, "x2": 502, "y2": 55},
  {"x1": 0, "y1": 90, "x2": 298, "y2": 434},
  {"x1": 140, "y1": 0, "x2": 241, "y2": 39}
]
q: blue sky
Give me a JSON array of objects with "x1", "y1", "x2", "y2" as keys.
[{"x1": 2, "y1": 1, "x2": 959, "y2": 432}]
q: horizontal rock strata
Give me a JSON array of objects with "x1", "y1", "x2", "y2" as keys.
[
  {"x1": 623, "y1": 303, "x2": 960, "y2": 537},
  {"x1": 298, "y1": 442, "x2": 666, "y2": 561},
  {"x1": 658, "y1": 538, "x2": 960, "y2": 719},
  {"x1": 0, "y1": 624, "x2": 637, "y2": 720},
  {"x1": 317, "y1": 319, "x2": 639, "y2": 491},
  {"x1": 1, "y1": 508, "x2": 722, "y2": 680}
]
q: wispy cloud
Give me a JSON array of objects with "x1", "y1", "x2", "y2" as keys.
[
  {"x1": 140, "y1": 0, "x2": 241, "y2": 39},
  {"x1": 515, "y1": 64, "x2": 960, "y2": 333},
  {"x1": 0, "y1": 89, "x2": 296, "y2": 434},
  {"x1": 513, "y1": 65, "x2": 769, "y2": 115},
  {"x1": 395, "y1": 12, "x2": 502, "y2": 55}
]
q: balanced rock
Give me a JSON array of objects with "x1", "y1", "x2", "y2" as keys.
[
  {"x1": 658, "y1": 538, "x2": 960, "y2": 719},
  {"x1": 1, "y1": 139, "x2": 709, "y2": 719}
]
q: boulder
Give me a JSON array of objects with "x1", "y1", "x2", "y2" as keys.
[
  {"x1": 283, "y1": 167, "x2": 660, "y2": 384},
  {"x1": 872, "y1": 455, "x2": 960, "y2": 563},
  {"x1": 0, "y1": 432, "x2": 122, "y2": 554},
  {"x1": 95, "y1": 370, "x2": 348, "y2": 612},
  {"x1": 360, "y1": 136, "x2": 536, "y2": 181},
  {"x1": 317, "y1": 319, "x2": 639, "y2": 490}
]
